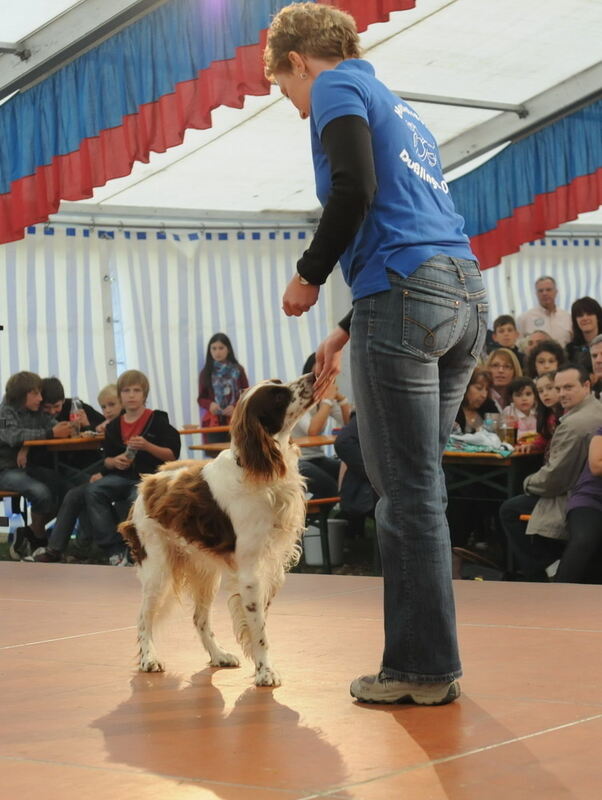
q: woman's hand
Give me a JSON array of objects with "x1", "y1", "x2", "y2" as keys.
[
  {"x1": 17, "y1": 447, "x2": 28, "y2": 469},
  {"x1": 314, "y1": 326, "x2": 349, "y2": 399},
  {"x1": 209, "y1": 402, "x2": 221, "y2": 415},
  {"x1": 282, "y1": 275, "x2": 320, "y2": 317}
]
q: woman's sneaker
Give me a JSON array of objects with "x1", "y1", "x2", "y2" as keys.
[{"x1": 350, "y1": 672, "x2": 460, "y2": 705}]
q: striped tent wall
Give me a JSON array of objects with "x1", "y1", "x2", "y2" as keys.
[
  {"x1": 480, "y1": 235, "x2": 602, "y2": 324},
  {"x1": 0, "y1": 227, "x2": 111, "y2": 405},
  {"x1": 0, "y1": 225, "x2": 332, "y2": 429}
]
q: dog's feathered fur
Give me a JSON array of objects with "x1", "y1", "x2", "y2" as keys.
[{"x1": 119, "y1": 374, "x2": 315, "y2": 686}]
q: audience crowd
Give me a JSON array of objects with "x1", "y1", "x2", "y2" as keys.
[{"x1": 1, "y1": 278, "x2": 601, "y2": 582}]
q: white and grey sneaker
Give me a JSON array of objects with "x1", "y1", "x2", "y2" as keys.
[{"x1": 350, "y1": 672, "x2": 460, "y2": 705}]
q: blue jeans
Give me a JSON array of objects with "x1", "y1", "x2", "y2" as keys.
[
  {"x1": 350, "y1": 257, "x2": 487, "y2": 682},
  {"x1": 0, "y1": 466, "x2": 64, "y2": 514},
  {"x1": 85, "y1": 474, "x2": 138, "y2": 555}
]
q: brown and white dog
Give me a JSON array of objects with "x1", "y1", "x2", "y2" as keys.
[{"x1": 119, "y1": 374, "x2": 316, "y2": 686}]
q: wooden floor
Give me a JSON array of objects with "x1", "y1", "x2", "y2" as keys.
[{"x1": 2, "y1": 563, "x2": 602, "y2": 799}]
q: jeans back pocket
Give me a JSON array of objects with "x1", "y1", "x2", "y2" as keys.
[{"x1": 401, "y1": 288, "x2": 461, "y2": 359}]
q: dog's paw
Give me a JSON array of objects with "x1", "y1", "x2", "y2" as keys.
[
  {"x1": 210, "y1": 652, "x2": 240, "y2": 668},
  {"x1": 140, "y1": 658, "x2": 165, "y2": 673},
  {"x1": 254, "y1": 665, "x2": 281, "y2": 687}
]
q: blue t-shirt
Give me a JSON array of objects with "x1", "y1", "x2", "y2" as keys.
[{"x1": 310, "y1": 60, "x2": 475, "y2": 300}]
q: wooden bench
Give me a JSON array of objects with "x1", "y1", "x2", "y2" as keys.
[{"x1": 305, "y1": 496, "x2": 340, "y2": 574}]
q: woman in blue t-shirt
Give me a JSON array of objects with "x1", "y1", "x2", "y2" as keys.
[{"x1": 265, "y1": 3, "x2": 487, "y2": 706}]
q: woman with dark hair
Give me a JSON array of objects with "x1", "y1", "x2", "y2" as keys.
[
  {"x1": 454, "y1": 367, "x2": 497, "y2": 432},
  {"x1": 526, "y1": 339, "x2": 566, "y2": 378},
  {"x1": 197, "y1": 333, "x2": 249, "y2": 449},
  {"x1": 567, "y1": 297, "x2": 602, "y2": 368}
]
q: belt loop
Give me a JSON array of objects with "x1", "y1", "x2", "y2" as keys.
[{"x1": 450, "y1": 256, "x2": 465, "y2": 283}]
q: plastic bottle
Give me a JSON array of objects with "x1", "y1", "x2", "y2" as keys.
[
  {"x1": 69, "y1": 397, "x2": 83, "y2": 437},
  {"x1": 124, "y1": 444, "x2": 138, "y2": 461},
  {"x1": 8, "y1": 511, "x2": 24, "y2": 546}
]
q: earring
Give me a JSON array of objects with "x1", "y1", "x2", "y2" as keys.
[{"x1": 299, "y1": 72, "x2": 307, "y2": 80}]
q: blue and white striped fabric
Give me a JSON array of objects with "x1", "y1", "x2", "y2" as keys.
[
  {"x1": 1, "y1": 226, "x2": 599, "y2": 427},
  {"x1": 0, "y1": 227, "x2": 110, "y2": 408},
  {"x1": 0, "y1": 225, "x2": 331, "y2": 428},
  {"x1": 480, "y1": 236, "x2": 602, "y2": 323}
]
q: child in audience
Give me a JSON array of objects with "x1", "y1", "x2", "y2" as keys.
[
  {"x1": 490, "y1": 315, "x2": 525, "y2": 367},
  {"x1": 32, "y1": 377, "x2": 105, "y2": 477},
  {"x1": 84, "y1": 369, "x2": 180, "y2": 565},
  {"x1": 32, "y1": 385, "x2": 122, "y2": 563},
  {"x1": 197, "y1": 333, "x2": 249, "y2": 450},
  {"x1": 524, "y1": 371, "x2": 563, "y2": 457},
  {"x1": 95, "y1": 384, "x2": 121, "y2": 432},
  {"x1": 526, "y1": 340, "x2": 566, "y2": 378},
  {"x1": 502, "y1": 377, "x2": 537, "y2": 444},
  {"x1": 0, "y1": 371, "x2": 72, "y2": 557}
]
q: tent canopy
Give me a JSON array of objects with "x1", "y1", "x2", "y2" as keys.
[{"x1": 1, "y1": 0, "x2": 601, "y2": 260}]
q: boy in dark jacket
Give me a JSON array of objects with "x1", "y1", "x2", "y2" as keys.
[
  {"x1": 0, "y1": 371, "x2": 73, "y2": 556},
  {"x1": 84, "y1": 369, "x2": 180, "y2": 564}
]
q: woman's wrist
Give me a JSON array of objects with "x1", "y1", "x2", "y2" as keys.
[{"x1": 321, "y1": 398, "x2": 334, "y2": 407}]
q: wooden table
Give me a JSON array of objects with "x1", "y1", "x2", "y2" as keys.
[
  {"x1": 442, "y1": 449, "x2": 543, "y2": 500},
  {"x1": 24, "y1": 435, "x2": 105, "y2": 451},
  {"x1": 178, "y1": 425, "x2": 230, "y2": 435},
  {"x1": 189, "y1": 434, "x2": 337, "y2": 454}
]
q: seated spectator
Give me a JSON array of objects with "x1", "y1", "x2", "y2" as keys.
[
  {"x1": 85, "y1": 369, "x2": 180, "y2": 565},
  {"x1": 555, "y1": 426, "x2": 602, "y2": 583},
  {"x1": 502, "y1": 377, "x2": 537, "y2": 444},
  {"x1": 293, "y1": 356, "x2": 346, "y2": 499},
  {"x1": 590, "y1": 334, "x2": 602, "y2": 398},
  {"x1": 516, "y1": 275, "x2": 572, "y2": 347},
  {"x1": 499, "y1": 363, "x2": 602, "y2": 580},
  {"x1": 524, "y1": 371, "x2": 562, "y2": 456},
  {"x1": 95, "y1": 384, "x2": 122, "y2": 432},
  {"x1": 334, "y1": 412, "x2": 376, "y2": 538},
  {"x1": 453, "y1": 367, "x2": 497, "y2": 433},
  {"x1": 489, "y1": 314, "x2": 525, "y2": 367},
  {"x1": 566, "y1": 297, "x2": 602, "y2": 369},
  {"x1": 0, "y1": 371, "x2": 72, "y2": 557},
  {"x1": 521, "y1": 330, "x2": 551, "y2": 357},
  {"x1": 485, "y1": 348, "x2": 522, "y2": 411},
  {"x1": 449, "y1": 368, "x2": 506, "y2": 575},
  {"x1": 31, "y1": 386, "x2": 123, "y2": 563},
  {"x1": 526, "y1": 340, "x2": 566, "y2": 378},
  {"x1": 31, "y1": 377, "x2": 105, "y2": 477}
]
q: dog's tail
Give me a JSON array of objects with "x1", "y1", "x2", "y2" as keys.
[
  {"x1": 227, "y1": 593, "x2": 253, "y2": 659},
  {"x1": 118, "y1": 507, "x2": 147, "y2": 565}
]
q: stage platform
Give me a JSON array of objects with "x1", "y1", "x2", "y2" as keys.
[{"x1": 1, "y1": 562, "x2": 601, "y2": 799}]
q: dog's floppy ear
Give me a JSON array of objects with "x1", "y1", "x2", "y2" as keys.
[{"x1": 231, "y1": 386, "x2": 287, "y2": 482}]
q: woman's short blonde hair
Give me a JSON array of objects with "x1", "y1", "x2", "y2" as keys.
[
  {"x1": 117, "y1": 370, "x2": 150, "y2": 400},
  {"x1": 264, "y1": 2, "x2": 361, "y2": 78},
  {"x1": 485, "y1": 348, "x2": 523, "y2": 378}
]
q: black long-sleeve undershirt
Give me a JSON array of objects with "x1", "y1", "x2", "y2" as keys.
[{"x1": 296, "y1": 114, "x2": 377, "y2": 286}]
